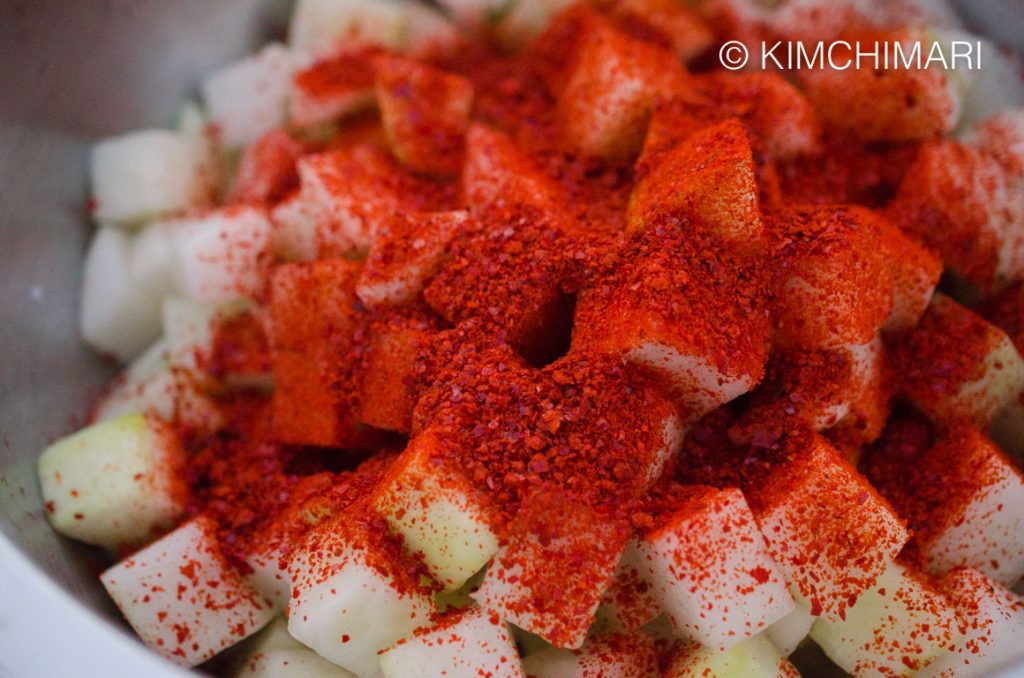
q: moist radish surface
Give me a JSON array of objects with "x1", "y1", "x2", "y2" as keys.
[{"x1": 36, "y1": 0, "x2": 1024, "y2": 676}]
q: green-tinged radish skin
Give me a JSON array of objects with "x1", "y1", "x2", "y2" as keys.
[
  {"x1": 379, "y1": 606, "x2": 524, "y2": 678},
  {"x1": 889, "y1": 294, "x2": 1024, "y2": 429},
  {"x1": 371, "y1": 430, "x2": 499, "y2": 591},
  {"x1": 171, "y1": 206, "x2": 273, "y2": 304},
  {"x1": 38, "y1": 413, "x2": 187, "y2": 550},
  {"x1": 919, "y1": 568, "x2": 1024, "y2": 677},
  {"x1": 90, "y1": 129, "x2": 209, "y2": 224},
  {"x1": 236, "y1": 617, "x2": 357, "y2": 677},
  {"x1": 766, "y1": 597, "x2": 814, "y2": 657},
  {"x1": 101, "y1": 516, "x2": 275, "y2": 667},
  {"x1": 202, "y1": 43, "x2": 295, "y2": 147},
  {"x1": 810, "y1": 561, "x2": 961, "y2": 676},
  {"x1": 633, "y1": 486, "x2": 794, "y2": 650},
  {"x1": 287, "y1": 515, "x2": 435, "y2": 678},
  {"x1": 521, "y1": 630, "x2": 658, "y2": 678},
  {"x1": 748, "y1": 435, "x2": 909, "y2": 621},
  {"x1": 664, "y1": 634, "x2": 796, "y2": 678}
]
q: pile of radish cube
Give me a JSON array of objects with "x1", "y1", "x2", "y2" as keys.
[{"x1": 36, "y1": 0, "x2": 1024, "y2": 676}]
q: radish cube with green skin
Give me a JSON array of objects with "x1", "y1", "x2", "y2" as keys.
[
  {"x1": 90, "y1": 129, "x2": 209, "y2": 224},
  {"x1": 766, "y1": 598, "x2": 814, "y2": 657},
  {"x1": 810, "y1": 561, "x2": 961, "y2": 676},
  {"x1": 634, "y1": 487, "x2": 794, "y2": 650},
  {"x1": 749, "y1": 435, "x2": 909, "y2": 621},
  {"x1": 288, "y1": 0, "x2": 408, "y2": 54},
  {"x1": 287, "y1": 514, "x2": 435, "y2": 678},
  {"x1": 891, "y1": 294, "x2": 1024, "y2": 429},
  {"x1": 371, "y1": 430, "x2": 499, "y2": 592},
  {"x1": 202, "y1": 43, "x2": 294, "y2": 147},
  {"x1": 38, "y1": 413, "x2": 187, "y2": 550},
  {"x1": 357, "y1": 211, "x2": 467, "y2": 309},
  {"x1": 172, "y1": 206, "x2": 273, "y2": 304},
  {"x1": 379, "y1": 606, "x2": 524, "y2": 678},
  {"x1": 919, "y1": 568, "x2": 1024, "y2": 678},
  {"x1": 239, "y1": 617, "x2": 357, "y2": 678},
  {"x1": 664, "y1": 634, "x2": 795, "y2": 678},
  {"x1": 101, "y1": 516, "x2": 274, "y2": 667},
  {"x1": 270, "y1": 193, "x2": 318, "y2": 262},
  {"x1": 521, "y1": 630, "x2": 659, "y2": 678}
]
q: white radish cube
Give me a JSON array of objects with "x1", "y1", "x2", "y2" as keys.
[
  {"x1": 596, "y1": 544, "x2": 661, "y2": 633},
  {"x1": 287, "y1": 515, "x2": 435, "y2": 678},
  {"x1": 289, "y1": 0, "x2": 408, "y2": 53},
  {"x1": 202, "y1": 44, "x2": 295, "y2": 147},
  {"x1": 919, "y1": 568, "x2": 1024, "y2": 678},
  {"x1": 765, "y1": 598, "x2": 814, "y2": 657},
  {"x1": 38, "y1": 413, "x2": 186, "y2": 550},
  {"x1": 101, "y1": 516, "x2": 274, "y2": 667},
  {"x1": 521, "y1": 630, "x2": 659, "y2": 678},
  {"x1": 749, "y1": 435, "x2": 909, "y2": 621},
  {"x1": 239, "y1": 617, "x2": 357, "y2": 677},
  {"x1": 810, "y1": 561, "x2": 961, "y2": 676},
  {"x1": 163, "y1": 296, "x2": 224, "y2": 375},
  {"x1": 875, "y1": 213, "x2": 943, "y2": 334},
  {"x1": 357, "y1": 211, "x2": 466, "y2": 308},
  {"x1": 371, "y1": 430, "x2": 499, "y2": 591},
  {"x1": 270, "y1": 193, "x2": 319, "y2": 262},
  {"x1": 245, "y1": 550, "x2": 291, "y2": 614},
  {"x1": 380, "y1": 606, "x2": 523, "y2": 678},
  {"x1": 80, "y1": 226, "x2": 164, "y2": 362},
  {"x1": 172, "y1": 206, "x2": 273, "y2": 303},
  {"x1": 664, "y1": 634, "x2": 795, "y2": 678},
  {"x1": 634, "y1": 486, "x2": 794, "y2": 650},
  {"x1": 90, "y1": 129, "x2": 208, "y2": 224}
]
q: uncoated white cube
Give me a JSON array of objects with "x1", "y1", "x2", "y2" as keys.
[{"x1": 202, "y1": 43, "x2": 295, "y2": 146}]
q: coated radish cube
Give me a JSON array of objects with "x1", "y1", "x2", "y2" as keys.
[
  {"x1": 202, "y1": 43, "x2": 295, "y2": 147},
  {"x1": 238, "y1": 617, "x2": 357, "y2": 677},
  {"x1": 962, "y1": 109, "x2": 1024, "y2": 185},
  {"x1": 289, "y1": 48, "x2": 378, "y2": 129},
  {"x1": 472, "y1": 492, "x2": 629, "y2": 649},
  {"x1": 748, "y1": 435, "x2": 909, "y2": 620},
  {"x1": 766, "y1": 599, "x2": 814, "y2": 657},
  {"x1": 889, "y1": 294, "x2": 1024, "y2": 428},
  {"x1": 270, "y1": 193, "x2": 318, "y2": 262},
  {"x1": 633, "y1": 486, "x2": 794, "y2": 650},
  {"x1": 379, "y1": 606, "x2": 524, "y2": 678},
  {"x1": 101, "y1": 516, "x2": 274, "y2": 667},
  {"x1": 809, "y1": 561, "x2": 961, "y2": 676},
  {"x1": 90, "y1": 129, "x2": 209, "y2": 224},
  {"x1": 596, "y1": 545, "x2": 661, "y2": 633},
  {"x1": 287, "y1": 513, "x2": 435, "y2": 678},
  {"x1": 521, "y1": 630, "x2": 658, "y2": 678},
  {"x1": 629, "y1": 119, "x2": 762, "y2": 243},
  {"x1": 226, "y1": 128, "x2": 303, "y2": 205},
  {"x1": 288, "y1": 0, "x2": 408, "y2": 54},
  {"x1": 558, "y1": 16, "x2": 692, "y2": 163},
  {"x1": 357, "y1": 210, "x2": 466, "y2": 308},
  {"x1": 375, "y1": 54, "x2": 474, "y2": 177},
  {"x1": 874, "y1": 213, "x2": 943, "y2": 334},
  {"x1": 371, "y1": 431, "x2": 499, "y2": 590},
  {"x1": 172, "y1": 206, "x2": 273, "y2": 304},
  {"x1": 770, "y1": 205, "x2": 894, "y2": 351},
  {"x1": 664, "y1": 634, "x2": 795, "y2": 678},
  {"x1": 797, "y1": 27, "x2": 960, "y2": 142},
  {"x1": 358, "y1": 313, "x2": 435, "y2": 433},
  {"x1": 919, "y1": 568, "x2": 1024, "y2": 678},
  {"x1": 163, "y1": 296, "x2": 240, "y2": 376},
  {"x1": 38, "y1": 413, "x2": 186, "y2": 550}
]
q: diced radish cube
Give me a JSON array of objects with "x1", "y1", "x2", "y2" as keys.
[
  {"x1": 873, "y1": 212, "x2": 943, "y2": 334},
  {"x1": 357, "y1": 211, "x2": 466, "y2": 308},
  {"x1": 634, "y1": 486, "x2": 794, "y2": 650},
  {"x1": 289, "y1": 49, "x2": 378, "y2": 129},
  {"x1": 202, "y1": 43, "x2": 295, "y2": 147},
  {"x1": 172, "y1": 206, "x2": 273, "y2": 304},
  {"x1": 226, "y1": 129, "x2": 303, "y2": 205},
  {"x1": 372, "y1": 430, "x2": 499, "y2": 591},
  {"x1": 810, "y1": 561, "x2": 961, "y2": 676},
  {"x1": 287, "y1": 513, "x2": 435, "y2": 677},
  {"x1": 766, "y1": 599, "x2": 814, "y2": 657},
  {"x1": 375, "y1": 54, "x2": 474, "y2": 177},
  {"x1": 889, "y1": 294, "x2": 1024, "y2": 428},
  {"x1": 38, "y1": 413, "x2": 186, "y2": 550},
  {"x1": 596, "y1": 544, "x2": 662, "y2": 633},
  {"x1": 90, "y1": 129, "x2": 209, "y2": 224},
  {"x1": 288, "y1": 0, "x2": 408, "y2": 54},
  {"x1": 379, "y1": 606, "x2": 524, "y2": 678},
  {"x1": 359, "y1": 313, "x2": 435, "y2": 432},
  {"x1": 101, "y1": 516, "x2": 274, "y2": 667},
  {"x1": 521, "y1": 630, "x2": 658, "y2": 678},
  {"x1": 270, "y1": 193, "x2": 318, "y2": 262},
  {"x1": 748, "y1": 435, "x2": 909, "y2": 620},
  {"x1": 919, "y1": 568, "x2": 1024, "y2": 678},
  {"x1": 238, "y1": 617, "x2": 357, "y2": 677},
  {"x1": 664, "y1": 634, "x2": 795, "y2": 678},
  {"x1": 162, "y1": 296, "x2": 244, "y2": 376}
]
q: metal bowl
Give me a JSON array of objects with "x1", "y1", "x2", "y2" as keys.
[{"x1": 0, "y1": 1, "x2": 1019, "y2": 675}]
